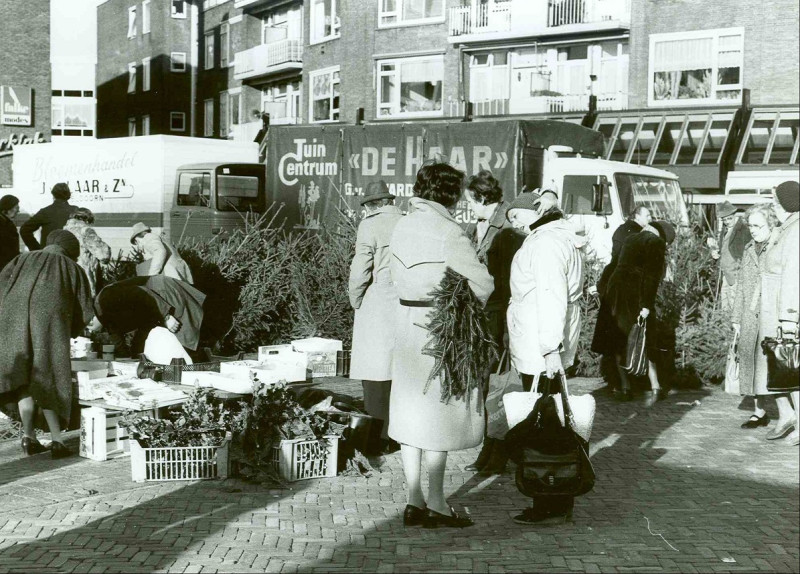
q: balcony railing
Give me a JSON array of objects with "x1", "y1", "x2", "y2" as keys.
[
  {"x1": 449, "y1": 2, "x2": 512, "y2": 36},
  {"x1": 233, "y1": 39, "x2": 303, "y2": 81},
  {"x1": 229, "y1": 121, "x2": 263, "y2": 143},
  {"x1": 548, "y1": 0, "x2": 630, "y2": 27},
  {"x1": 447, "y1": 93, "x2": 628, "y2": 117},
  {"x1": 262, "y1": 100, "x2": 300, "y2": 125}
]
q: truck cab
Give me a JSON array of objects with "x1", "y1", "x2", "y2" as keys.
[
  {"x1": 542, "y1": 147, "x2": 689, "y2": 261},
  {"x1": 169, "y1": 163, "x2": 267, "y2": 243}
]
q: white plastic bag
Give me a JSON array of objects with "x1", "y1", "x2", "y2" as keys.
[{"x1": 143, "y1": 327, "x2": 192, "y2": 366}]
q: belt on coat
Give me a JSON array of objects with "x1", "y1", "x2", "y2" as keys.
[{"x1": 399, "y1": 299, "x2": 436, "y2": 308}]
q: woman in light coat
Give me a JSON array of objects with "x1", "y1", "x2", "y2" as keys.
[
  {"x1": 762, "y1": 181, "x2": 800, "y2": 445},
  {"x1": 130, "y1": 222, "x2": 194, "y2": 284},
  {"x1": 65, "y1": 208, "x2": 112, "y2": 296},
  {"x1": 731, "y1": 204, "x2": 778, "y2": 429},
  {"x1": 389, "y1": 163, "x2": 494, "y2": 529},
  {"x1": 348, "y1": 181, "x2": 403, "y2": 442}
]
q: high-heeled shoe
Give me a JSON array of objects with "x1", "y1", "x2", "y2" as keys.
[
  {"x1": 50, "y1": 441, "x2": 72, "y2": 459},
  {"x1": 422, "y1": 507, "x2": 474, "y2": 529},
  {"x1": 21, "y1": 437, "x2": 47, "y2": 456}
]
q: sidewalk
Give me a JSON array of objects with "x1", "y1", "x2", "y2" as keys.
[{"x1": 0, "y1": 378, "x2": 798, "y2": 573}]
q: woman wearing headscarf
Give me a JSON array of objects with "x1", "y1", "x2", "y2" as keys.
[
  {"x1": 0, "y1": 194, "x2": 21, "y2": 273},
  {"x1": 602, "y1": 220, "x2": 676, "y2": 403},
  {"x1": 91, "y1": 275, "x2": 206, "y2": 357},
  {"x1": 130, "y1": 222, "x2": 194, "y2": 284},
  {"x1": 389, "y1": 163, "x2": 494, "y2": 529},
  {"x1": 731, "y1": 203, "x2": 779, "y2": 429},
  {"x1": 65, "y1": 208, "x2": 112, "y2": 296},
  {"x1": 0, "y1": 230, "x2": 95, "y2": 458}
]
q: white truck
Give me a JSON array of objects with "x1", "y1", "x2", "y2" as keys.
[{"x1": 11, "y1": 135, "x2": 263, "y2": 256}]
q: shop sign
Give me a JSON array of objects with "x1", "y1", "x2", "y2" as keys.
[
  {"x1": 0, "y1": 131, "x2": 47, "y2": 158},
  {"x1": 1, "y1": 86, "x2": 33, "y2": 127}
]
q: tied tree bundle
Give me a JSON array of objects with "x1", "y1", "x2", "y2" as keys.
[{"x1": 421, "y1": 267, "x2": 499, "y2": 413}]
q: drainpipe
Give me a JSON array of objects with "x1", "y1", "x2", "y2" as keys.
[{"x1": 189, "y1": 2, "x2": 199, "y2": 137}]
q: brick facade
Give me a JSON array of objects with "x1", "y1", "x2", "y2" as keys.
[
  {"x1": 629, "y1": 0, "x2": 800, "y2": 109},
  {"x1": 0, "y1": 0, "x2": 51, "y2": 186}
]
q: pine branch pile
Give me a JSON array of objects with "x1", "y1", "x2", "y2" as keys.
[{"x1": 421, "y1": 267, "x2": 499, "y2": 412}]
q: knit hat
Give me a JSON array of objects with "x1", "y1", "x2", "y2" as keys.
[
  {"x1": 652, "y1": 220, "x2": 676, "y2": 245},
  {"x1": 717, "y1": 201, "x2": 737, "y2": 220},
  {"x1": 45, "y1": 229, "x2": 80, "y2": 261},
  {"x1": 130, "y1": 222, "x2": 152, "y2": 244},
  {"x1": 505, "y1": 191, "x2": 542, "y2": 222},
  {"x1": 774, "y1": 181, "x2": 800, "y2": 213}
]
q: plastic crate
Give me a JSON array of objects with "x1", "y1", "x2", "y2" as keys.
[
  {"x1": 130, "y1": 432, "x2": 231, "y2": 482},
  {"x1": 271, "y1": 436, "x2": 339, "y2": 482},
  {"x1": 137, "y1": 355, "x2": 221, "y2": 383}
]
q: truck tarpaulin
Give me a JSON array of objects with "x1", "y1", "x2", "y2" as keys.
[
  {"x1": 519, "y1": 120, "x2": 605, "y2": 157},
  {"x1": 268, "y1": 125, "x2": 342, "y2": 230}
]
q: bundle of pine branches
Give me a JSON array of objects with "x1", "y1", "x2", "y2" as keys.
[{"x1": 421, "y1": 267, "x2": 499, "y2": 413}]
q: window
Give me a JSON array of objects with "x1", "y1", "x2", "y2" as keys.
[
  {"x1": 218, "y1": 175, "x2": 263, "y2": 211},
  {"x1": 561, "y1": 176, "x2": 612, "y2": 215},
  {"x1": 51, "y1": 95, "x2": 95, "y2": 136},
  {"x1": 177, "y1": 173, "x2": 211, "y2": 207},
  {"x1": 205, "y1": 33, "x2": 215, "y2": 70},
  {"x1": 128, "y1": 117, "x2": 137, "y2": 137},
  {"x1": 171, "y1": 0, "x2": 186, "y2": 18},
  {"x1": 614, "y1": 174, "x2": 688, "y2": 222},
  {"x1": 309, "y1": 67, "x2": 339, "y2": 122},
  {"x1": 142, "y1": 57, "x2": 151, "y2": 91},
  {"x1": 379, "y1": 0, "x2": 445, "y2": 27},
  {"x1": 649, "y1": 28, "x2": 743, "y2": 106},
  {"x1": 204, "y1": 99, "x2": 215, "y2": 136},
  {"x1": 263, "y1": 81, "x2": 300, "y2": 123},
  {"x1": 170, "y1": 112, "x2": 186, "y2": 132},
  {"x1": 127, "y1": 63, "x2": 137, "y2": 93},
  {"x1": 220, "y1": 23, "x2": 229, "y2": 67},
  {"x1": 377, "y1": 55, "x2": 443, "y2": 118},
  {"x1": 142, "y1": 115, "x2": 150, "y2": 135},
  {"x1": 142, "y1": 0, "x2": 151, "y2": 34},
  {"x1": 127, "y1": 6, "x2": 137, "y2": 38},
  {"x1": 171, "y1": 52, "x2": 187, "y2": 72},
  {"x1": 219, "y1": 93, "x2": 228, "y2": 136},
  {"x1": 310, "y1": 0, "x2": 340, "y2": 43},
  {"x1": 469, "y1": 51, "x2": 509, "y2": 103}
]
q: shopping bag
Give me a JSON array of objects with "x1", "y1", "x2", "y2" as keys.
[
  {"x1": 762, "y1": 328, "x2": 800, "y2": 393},
  {"x1": 485, "y1": 352, "x2": 523, "y2": 440},
  {"x1": 724, "y1": 331, "x2": 740, "y2": 395},
  {"x1": 623, "y1": 316, "x2": 648, "y2": 377}
]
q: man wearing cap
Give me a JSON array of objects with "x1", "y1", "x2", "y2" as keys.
[
  {"x1": 130, "y1": 222, "x2": 194, "y2": 284},
  {"x1": 19, "y1": 183, "x2": 78, "y2": 251},
  {"x1": 711, "y1": 201, "x2": 751, "y2": 305},
  {"x1": 348, "y1": 181, "x2": 403, "y2": 450},
  {"x1": 762, "y1": 181, "x2": 800, "y2": 446}
]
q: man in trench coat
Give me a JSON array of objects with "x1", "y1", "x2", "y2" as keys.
[{"x1": 348, "y1": 181, "x2": 403, "y2": 444}]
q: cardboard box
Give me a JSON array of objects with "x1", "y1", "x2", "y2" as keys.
[
  {"x1": 291, "y1": 338, "x2": 342, "y2": 378},
  {"x1": 220, "y1": 359, "x2": 306, "y2": 385},
  {"x1": 257, "y1": 345, "x2": 309, "y2": 382},
  {"x1": 181, "y1": 371, "x2": 255, "y2": 395}
]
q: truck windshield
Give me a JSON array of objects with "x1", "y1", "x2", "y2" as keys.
[
  {"x1": 561, "y1": 175, "x2": 612, "y2": 215},
  {"x1": 217, "y1": 174, "x2": 262, "y2": 212},
  {"x1": 614, "y1": 173, "x2": 688, "y2": 223},
  {"x1": 177, "y1": 172, "x2": 211, "y2": 207}
]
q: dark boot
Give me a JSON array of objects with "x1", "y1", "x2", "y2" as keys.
[
  {"x1": 465, "y1": 438, "x2": 494, "y2": 471},
  {"x1": 480, "y1": 439, "x2": 508, "y2": 475}
]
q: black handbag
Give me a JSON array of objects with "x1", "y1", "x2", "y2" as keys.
[
  {"x1": 623, "y1": 316, "x2": 648, "y2": 377},
  {"x1": 507, "y1": 375, "x2": 595, "y2": 498},
  {"x1": 762, "y1": 328, "x2": 800, "y2": 393}
]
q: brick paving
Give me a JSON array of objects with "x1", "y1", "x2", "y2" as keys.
[{"x1": 0, "y1": 378, "x2": 798, "y2": 573}]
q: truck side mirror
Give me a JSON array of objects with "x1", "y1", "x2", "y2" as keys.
[{"x1": 592, "y1": 176, "x2": 608, "y2": 213}]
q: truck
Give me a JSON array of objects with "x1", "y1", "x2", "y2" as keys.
[
  {"x1": 265, "y1": 119, "x2": 689, "y2": 261},
  {"x1": 11, "y1": 135, "x2": 265, "y2": 256}
]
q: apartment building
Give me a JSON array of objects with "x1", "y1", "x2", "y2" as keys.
[{"x1": 0, "y1": 0, "x2": 96, "y2": 186}]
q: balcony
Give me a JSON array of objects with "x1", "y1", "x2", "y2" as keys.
[
  {"x1": 233, "y1": 39, "x2": 303, "y2": 82},
  {"x1": 233, "y1": 0, "x2": 286, "y2": 10},
  {"x1": 448, "y1": 0, "x2": 630, "y2": 42},
  {"x1": 261, "y1": 100, "x2": 300, "y2": 125},
  {"x1": 446, "y1": 92, "x2": 628, "y2": 117},
  {"x1": 230, "y1": 121, "x2": 263, "y2": 143}
]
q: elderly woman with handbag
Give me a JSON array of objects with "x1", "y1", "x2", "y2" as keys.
[
  {"x1": 389, "y1": 163, "x2": 494, "y2": 529},
  {"x1": 731, "y1": 203, "x2": 779, "y2": 429}
]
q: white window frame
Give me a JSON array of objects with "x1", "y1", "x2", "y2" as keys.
[
  {"x1": 127, "y1": 62, "x2": 137, "y2": 94},
  {"x1": 171, "y1": 52, "x2": 187, "y2": 72},
  {"x1": 309, "y1": 66, "x2": 340, "y2": 123},
  {"x1": 128, "y1": 117, "x2": 137, "y2": 137},
  {"x1": 377, "y1": 54, "x2": 444, "y2": 118},
  {"x1": 204, "y1": 98, "x2": 215, "y2": 136},
  {"x1": 648, "y1": 27, "x2": 744, "y2": 108},
  {"x1": 220, "y1": 23, "x2": 230, "y2": 67},
  {"x1": 51, "y1": 95, "x2": 95, "y2": 136},
  {"x1": 171, "y1": 0, "x2": 187, "y2": 19},
  {"x1": 142, "y1": 114, "x2": 150, "y2": 135},
  {"x1": 142, "y1": 57, "x2": 151, "y2": 91},
  {"x1": 262, "y1": 82, "x2": 301, "y2": 123},
  {"x1": 170, "y1": 112, "x2": 186, "y2": 132},
  {"x1": 142, "y1": 0, "x2": 151, "y2": 34},
  {"x1": 205, "y1": 32, "x2": 215, "y2": 70},
  {"x1": 127, "y1": 6, "x2": 137, "y2": 38},
  {"x1": 378, "y1": 0, "x2": 446, "y2": 29},
  {"x1": 310, "y1": 0, "x2": 340, "y2": 45}
]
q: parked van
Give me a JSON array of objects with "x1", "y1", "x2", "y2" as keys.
[
  {"x1": 722, "y1": 169, "x2": 799, "y2": 207},
  {"x1": 11, "y1": 135, "x2": 262, "y2": 256}
]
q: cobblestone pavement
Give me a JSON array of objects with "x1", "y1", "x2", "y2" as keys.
[{"x1": 0, "y1": 378, "x2": 798, "y2": 573}]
